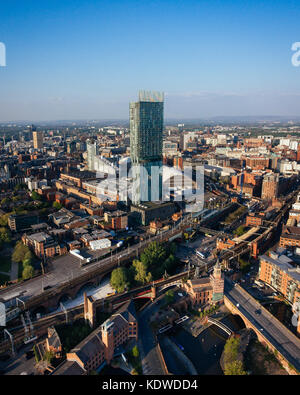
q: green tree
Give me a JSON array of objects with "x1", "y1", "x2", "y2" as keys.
[
  {"x1": 234, "y1": 225, "x2": 246, "y2": 237},
  {"x1": 224, "y1": 336, "x2": 240, "y2": 365},
  {"x1": 140, "y1": 241, "x2": 166, "y2": 269},
  {"x1": 0, "y1": 213, "x2": 11, "y2": 227},
  {"x1": 23, "y1": 250, "x2": 34, "y2": 265},
  {"x1": 110, "y1": 267, "x2": 130, "y2": 293},
  {"x1": 53, "y1": 201, "x2": 63, "y2": 210},
  {"x1": 22, "y1": 264, "x2": 34, "y2": 280},
  {"x1": 163, "y1": 254, "x2": 175, "y2": 273},
  {"x1": 12, "y1": 241, "x2": 31, "y2": 263},
  {"x1": 132, "y1": 259, "x2": 152, "y2": 285},
  {"x1": 164, "y1": 290, "x2": 175, "y2": 304},
  {"x1": 223, "y1": 335, "x2": 247, "y2": 375},
  {"x1": 224, "y1": 360, "x2": 247, "y2": 375},
  {"x1": 0, "y1": 227, "x2": 11, "y2": 244},
  {"x1": 31, "y1": 191, "x2": 41, "y2": 201},
  {"x1": 1, "y1": 197, "x2": 10, "y2": 207},
  {"x1": 132, "y1": 345, "x2": 139, "y2": 358},
  {"x1": 12, "y1": 195, "x2": 21, "y2": 202}
]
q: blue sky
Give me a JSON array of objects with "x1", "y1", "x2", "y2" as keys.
[{"x1": 0, "y1": 0, "x2": 300, "y2": 121}]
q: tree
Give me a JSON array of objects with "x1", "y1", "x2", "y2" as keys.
[
  {"x1": 22, "y1": 264, "x2": 34, "y2": 280},
  {"x1": 234, "y1": 225, "x2": 246, "y2": 237},
  {"x1": 224, "y1": 360, "x2": 247, "y2": 375},
  {"x1": 164, "y1": 290, "x2": 175, "y2": 304},
  {"x1": 0, "y1": 227, "x2": 11, "y2": 244},
  {"x1": 31, "y1": 191, "x2": 41, "y2": 201},
  {"x1": 110, "y1": 267, "x2": 130, "y2": 293},
  {"x1": 140, "y1": 241, "x2": 166, "y2": 269},
  {"x1": 223, "y1": 335, "x2": 247, "y2": 375},
  {"x1": 132, "y1": 259, "x2": 152, "y2": 285},
  {"x1": 0, "y1": 213, "x2": 11, "y2": 227},
  {"x1": 1, "y1": 197, "x2": 10, "y2": 207},
  {"x1": 53, "y1": 201, "x2": 63, "y2": 210},
  {"x1": 12, "y1": 241, "x2": 31, "y2": 263},
  {"x1": 224, "y1": 336, "x2": 240, "y2": 365},
  {"x1": 23, "y1": 250, "x2": 34, "y2": 265},
  {"x1": 239, "y1": 258, "x2": 251, "y2": 273},
  {"x1": 163, "y1": 254, "x2": 175, "y2": 273},
  {"x1": 132, "y1": 345, "x2": 139, "y2": 358}
]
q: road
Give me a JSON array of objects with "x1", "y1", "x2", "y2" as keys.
[
  {"x1": 225, "y1": 278, "x2": 300, "y2": 372},
  {"x1": 138, "y1": 294, "x2": 167, "y2": 375},
  {"x1": 0, "y1": 342, "x2": 36, "y2": 375}
]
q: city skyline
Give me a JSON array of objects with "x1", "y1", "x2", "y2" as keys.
[{"x1": 1, "y1": 0, "x2": 300, "y2": 121}]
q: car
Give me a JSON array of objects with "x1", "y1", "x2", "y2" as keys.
[
  {"x1": 260, "y1": 328, "x2": 264, "y2": 331},
  {"x1": 236, "y1": 303, "x2": 240, "y2": 307}
]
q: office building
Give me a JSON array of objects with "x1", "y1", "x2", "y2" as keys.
[
  {"x1": 261, "y1": 173, "x2": 279, "y2": 200},
  {"x1": 33, "y1": 131, "x2": 44, "y2": 149},
  {"x1": 86, "y1": 139, "x2": 99, "y2": 171},
  {"x1": 130, "y1": 91, "x2": 164, "y2": 203}
]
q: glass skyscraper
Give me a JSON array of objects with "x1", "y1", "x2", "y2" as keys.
[{"x1": 130, "y1": 91, "x2": 164, "y2": 204}]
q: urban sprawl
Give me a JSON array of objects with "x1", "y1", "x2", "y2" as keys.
[{"x1": 0, "y1": 92, "x2": 300, "y2": 376}]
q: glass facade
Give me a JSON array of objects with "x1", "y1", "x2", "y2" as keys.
[
  {"x1": 130, "y1": 91, "x2": 164, "y2": 164},
  {"x1": 130, "y1": 91, "x2": 164, "y2": 204}
]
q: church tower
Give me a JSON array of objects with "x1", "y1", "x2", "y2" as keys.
[{"x1": 210, "y1": 260, "x2": 224, "y2": 304}]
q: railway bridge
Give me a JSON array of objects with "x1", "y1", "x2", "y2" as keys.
[{"x1": 224, "y1": 279, "x2": 300, "y2": 375}]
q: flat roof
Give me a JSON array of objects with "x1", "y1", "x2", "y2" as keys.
[{"x1": 259, "y1": 254, "x2": 300, "y2": 283}]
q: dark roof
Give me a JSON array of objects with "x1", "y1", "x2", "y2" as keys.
[
  {"x1": 52, "y1": 360, "x2": 86, "y2": 375},
  {"x1": 112, "y1": 300, "x2": 137, "y2": 323},
  {"x1": 48, "y1": 327, "x2": 61, "y2": 350},
  {"x1": 70, "y1": 327, "x2": 104, "y2": 364}
]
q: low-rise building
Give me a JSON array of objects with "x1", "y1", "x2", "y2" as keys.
[
  {"x1": 52, "y1": 301, "x2": 138, "y2": 375},
  {"x1": 184, "y1": 262, "x2": 224, "y2": 306}
]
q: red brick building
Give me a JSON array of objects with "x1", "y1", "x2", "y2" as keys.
[{"x1": 52, "y1": 301, "x2": 138, "y2": 375}]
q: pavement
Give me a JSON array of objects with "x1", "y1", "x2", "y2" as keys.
[
  {"x1": 0, "y1": 342, "x2": 37, "y2": 375},
  {"x1": 225, "y1": 278, "x2": 300, "y2": 372}
]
